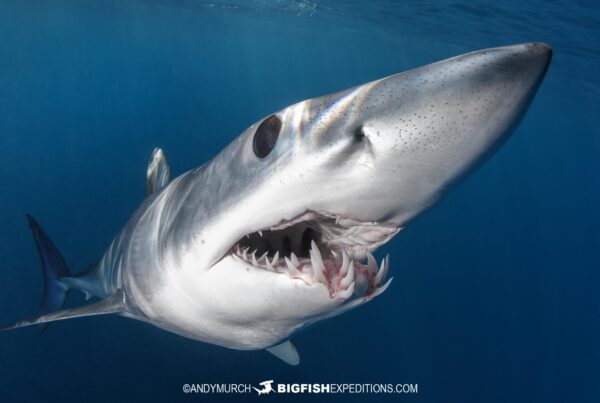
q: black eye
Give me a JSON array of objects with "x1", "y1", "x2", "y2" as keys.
[{"x1": 253, "y1": 115, "x2": 282, "y2": 158}]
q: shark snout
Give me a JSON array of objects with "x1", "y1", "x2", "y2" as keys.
[
  {"x1": 473, "y1": 42, "x2": 552, "y2": 96},
  {"x1": 524, "y1": 42, "x2": 553, "y2": 63},
  {"x1": 313, "y1": 43, "x2": 552, "y2": 227},
  {"x1": 509, "y1": 42, "x2": 552, "y2": 77}
]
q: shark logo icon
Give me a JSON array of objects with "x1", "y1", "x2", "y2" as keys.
[{"x1": 253, "y1": 380, "x2": 276, "y2": 395}]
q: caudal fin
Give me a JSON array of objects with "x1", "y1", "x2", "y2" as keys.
[
  {"x1": 26, "y1": 215, "x2": 71, "y2": 333},
  {"x1": 0, "y1": 290, "x2": 124, "y2": 332}
]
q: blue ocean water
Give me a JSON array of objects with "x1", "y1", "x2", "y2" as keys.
[{"x1": 0, "y1": 1, "x2": 598, "y2": 402}]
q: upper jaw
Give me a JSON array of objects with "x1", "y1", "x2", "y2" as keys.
[{"x1": 229, "y1": 210, "x2": 396, "y2": 301}]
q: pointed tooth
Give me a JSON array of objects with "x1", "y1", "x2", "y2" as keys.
[
  {"x1": 290, "y1": 252, "x2": 300, "y2": 267},
  {"x1": 259, "y1": 252, "x2": 268, "y2": 263},
  {"x1": 310, "y1": 241, "x2": 323, "y2": 268},
  {"x1": 337, "y1": 281, "x2": 355, "y2": 300},
  {"x1": 271, "y1": 251, "x2": 280, "y2": 266},
  {"x1": 252, "y1": 252, "x2": 258, "y2": 266},
  {"x1": 309, "y1": 250, "x2": 323, "y2": 282},
  {"x1": 285, "y1": 257, "x2": 300, "y2": 276},
  {"x1": 369, "y1": 277, "x2": 393, "y2": 299},
  {"x1": 366, "y1": 252, "x2": 378, "y2": 276},
  {"x1": 374, "y1": 255, "x2": 389, "y2": 285},
  {"x1": 242, "y1": 248, "x2": 248, "y2": 260},
  {"x1": 340, "y1": 249, "x2": 350, "y2": 276},
  {"x1": 266, "y1": 258, "x2": 274, "y2": 272},
  {"x1": 310, "y1": 240, "x2": 323, "y2": 262},
  {"x1": 258, "y1": 230, "x2": 263, "y2": 237},
  {"x1": 284, "y1": 257, "x2": 294, "y2": 272},
  {"x1": 340, "y1": 261, "x2": 354, "y2": 288},
  {"x1": 310, "y1": 241, "x2": 325, "y2": 280},
  {"x1": 310, "y1": 241, "x2": 326, "y2": 282},
  {"x1": 331, "y1": 250, "x2": 339, "y2": 262}
]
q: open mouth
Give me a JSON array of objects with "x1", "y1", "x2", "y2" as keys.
[{"x1": 230, "y1": 211, "x2": 398, "y2": 300}]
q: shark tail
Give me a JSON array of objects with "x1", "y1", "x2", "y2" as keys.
[
  {"x1": 26, "y1": 214, "x2": 72, "y2": 334},
  {"x1": 0, "y1": 215, "x2": 125, "y2": 333}
]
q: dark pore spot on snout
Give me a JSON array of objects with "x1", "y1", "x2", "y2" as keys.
[{"x1": 354, "y1": 125, "x2": 365, "y2": 142}]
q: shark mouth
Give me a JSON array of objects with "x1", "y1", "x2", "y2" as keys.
[{"x1": 230, "y1": 211, "x2": 399, "y2": 300}]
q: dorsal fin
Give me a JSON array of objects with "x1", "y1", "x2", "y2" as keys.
[{"x1": 146, "y1": 148, "x2": 171, "y2": 196}]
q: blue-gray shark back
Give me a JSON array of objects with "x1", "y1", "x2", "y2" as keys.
[{"x1": 1, "y1": 43, "x2": 552, "y2": 366}]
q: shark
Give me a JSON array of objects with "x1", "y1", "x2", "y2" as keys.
[{"x1": 1, "y1": 43, "x2": 551, "y2": 365}]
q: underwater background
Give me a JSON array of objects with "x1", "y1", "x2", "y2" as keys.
[{"x1": 0, "y1": 1, "x2": 598, "y2": 402}]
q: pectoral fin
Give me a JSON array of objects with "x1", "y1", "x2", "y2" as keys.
[
  {"x1": 0, "y1": 290, "x2": 125, "y2": 332},
  {"x1": 266, "y1": 340, "x2": 300, "y2": 366}
]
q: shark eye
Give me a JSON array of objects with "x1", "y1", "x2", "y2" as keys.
[{"x1": 253, "y1": 115, "x2": 282, "y2": 158}]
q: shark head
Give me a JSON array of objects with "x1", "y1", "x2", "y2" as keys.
[{"x1": 126, "y1": 43, "x2": 551, "y2": 351}]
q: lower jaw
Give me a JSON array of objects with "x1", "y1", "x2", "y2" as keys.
[{"x1": 231, "y1": 243, "x2": 391, "y2": 301}]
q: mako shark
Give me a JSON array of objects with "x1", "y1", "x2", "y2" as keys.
[{"x1": 1, "y1": 43, "x2": 551, "y2": 365}]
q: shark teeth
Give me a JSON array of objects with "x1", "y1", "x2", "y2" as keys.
[
  {"x1": 270, "y1": 251, "x2": 279, "y2": 267},
  {"x1": 284, "y1": 257, "x2": 301, "y2": 277},
  {"x1": 337, "y1": 280, "x2": 355, "y2": 300},
  {"x1": 309, "y1": 240, "x2": 326, "y2": 283},
  {"x1": 367, "y1": 278, "x2": 393, "y2": 300},
  {"x1": 374, "y1": 255, "x2": 389, "y2": 286},
  {"x1": 233, "y1": 242, "x2": 392, "y2": 301},
  {"x1": 290, "y1": 252, "x2": 300, "y2": 267},
  {"x1": 366, "y1": 252, "x2": 378, "y2": 277},
  {"x1": 259, "y1": 252, "x2": 268, "y2": 264},
  {"x1": 265, "y1": 257, "x2": 274, "y2": 272},
  {"x1": 339, "y1": 261, "x2": 355, "y2": 289},
  {"x1": 340, "y1": 249, "x2": 350, "y2": 276}
]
